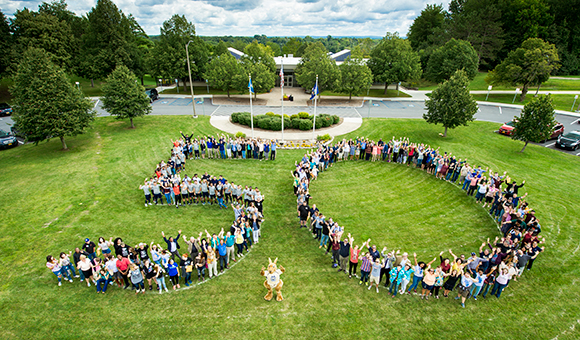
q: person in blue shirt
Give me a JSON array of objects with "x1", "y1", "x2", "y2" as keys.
[
  {"x1": 217, "y1": 239, "x2": 228, "y2": 271},
  {"x1": 167, "y1": 259, "x2": 180, "y2": 290}
]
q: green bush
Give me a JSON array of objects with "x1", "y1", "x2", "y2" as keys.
[
  {"x1": 270, "y1": 118, "x2": 282, "y2": 131},
  {"x1": 314, "y1": 118, "x2": 322, "y2": 129},
  {"x1": 235, "y1": 131, "x2": 246, "y2": 138},
  {"x1": 299, "y1": 119, "x2": 312, "y2": 130},
  {"x1": 231, "y1": 112, "x2": 239, "y2": 123},
  {"x1": 290, "y1": 114, "x2": 299, "y2": 120},
  {"x1": 320, "y1": 116, "x2": 332, "y2": 128},
  {"x1": 266, "y1": 111, "x2": 276, "y2": 116},
  {"x1": 283, "y1": 117, "x2": 291, "y2": 129},
  {"x1": 291, "y1": 118, "x2": 301, "y2": 129},
  {"x1": 332, "y1": 115, "x2": 340, "y2": 124},
  {"x1": 258, "y1": 118, "x2": 271, "y2": 130},
  {"x1": 317, "y1": 133, "x2": 331, "y2": 141},
  {"x1": 298, "y1": 112, "x2": 310, "y2": 119}
]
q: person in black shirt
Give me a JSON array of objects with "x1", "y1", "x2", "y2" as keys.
[
  {"x1": 298, "y1": 201, "x2": 310, "y2": 229},
  {"x1": 136, "y1": 243, "x2": 150, "y2": 262},
  {"x1": 180, "y1": 253, "x2": 193, "y2": 286},
  {"x1": 83, "y1": 238, "x2": 97, "y2": 261}
]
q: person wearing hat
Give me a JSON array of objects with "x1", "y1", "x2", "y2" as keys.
[{"x1": 82, "y1": 238, "x2": 97, "y2": 261}]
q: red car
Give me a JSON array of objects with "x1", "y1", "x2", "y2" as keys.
[{"x1": 498, "y1": 120, "x2": 564, "y2": 141}]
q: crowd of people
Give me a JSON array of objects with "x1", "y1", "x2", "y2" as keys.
[
  {"x1": 46, "y1": 198, "x2": 265, "y2": 293},
  {"x1": 138, "y1": 132, "x2": 269, "y2": 209},
  {"x1": 292, "y1": 136, "x2": 546, "y2": 307}
]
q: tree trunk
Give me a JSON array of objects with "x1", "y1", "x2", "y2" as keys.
[
  {"x1": 396, "y1": 82, "x2": 400, "y2": 92},
  {"x1": 227, "y1": 88, "x2": 230, "y2": 98},
  {"x1": 183, "y1": 78, "x2": 186, "y2": 92},
  {"x1": 130, "y1": 117, "x2": 135, "y2": 129},
  {"x1": 520, "y1": 140, "x2": 529, "y2": 153},
  {"x1": 90, "y1": 79, "x2": 94, "y2": 88},
  {"x1": 60, "y1": 136, "x2": 68, "y2": 150},
  {"x1": 443, "y1": 126, "x2": 448, "y2": 137},
  {"x1": 535, "y1": 83, "x2": 541, "y2": 96},
  {"x1": 141, "y1": 77, "x2": 144, "y2": 86},
  {"x1": 254, "y1": 91, "x2": 257, "y2": 100},
  {"x1": 519, "y1": 83, "x2": 529, "y2": 102},
  {"x1": 349, "y1": 92, "x2": 352, "y2": 101},
  {"x1": 384, "y1": 82, "x2": 388, "y2": 95}
]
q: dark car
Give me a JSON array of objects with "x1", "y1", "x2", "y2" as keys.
[
  {"x1": 145, "y1": 88, "x2": 159, "y2": 103},
  {"x1": 555, "y1": 131, "x2": 580, "y2": 151},
  {"x1": 0, "y1": 129, "x2": 18, "y2": 149},
  {"x1": 0, "y1": 103, "x2": 12, "y2": 116}
]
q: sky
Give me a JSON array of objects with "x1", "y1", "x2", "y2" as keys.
[{"x1": 1, "y1": 0, "x2": 446, "y2": 37}]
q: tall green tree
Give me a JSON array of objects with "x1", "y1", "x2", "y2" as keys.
[
  {"x1": 423, "y1": 69, "x2": 478, "y2": 137},
  {"x1": 512, "y1": 94, "x2": 556, "y2": 152},
  {"x1": 425, "y1": 38, "x2": 479, "y2": 83},
  {"x1": 204, "y1": 53, "x2": 245, "y2": 97},
  {"x1": 407, "y1": 4, "x2": 446, "y2": 51},
  {"x1": 101, "y1": 65, "x2": 151, "y2": 129},
  {"x1": 367, "y1": 32, "x2": 422, "y2": 93},
  {"x1": 282, "y1": 38, "x2": 303, "y2": 56},
  {"x1": 338, "y1": 57, "x2": 373, "y2": 100},
  {"x1": 10, "y1": 7, "x2": 75, "y2": 70},
  {"x1": 446, "y1": 0, "x2": 504, "y2": 67},
  {"x1": 295, "y1": 42, "x2": 340, "y2": 94},
  {"x1": 214, "y1": 40, "x2": 229, "y2": 57},
  {"x1": 150, "y1": 15, "x2": 208, "y2": 92},
  {"x1": 0, "y1": 11, "x2": 12, "y2": 77},
  {"x1": 241, "y1": 41, "x2": 276, "y2": 99},
  {"x1": 486, "y1": 38, "x2": 559, "y2": 101},
  {"x1": 11, "y1": 48, "x2": 94, "y2": 150}
]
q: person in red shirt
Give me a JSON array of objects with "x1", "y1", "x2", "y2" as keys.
[{"x1": 116, "y1": 255, "x2": 131, "y2": 289}]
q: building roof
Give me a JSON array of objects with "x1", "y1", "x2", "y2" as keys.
[{"x1": 228, "y1": 47, "x2": 245, "y2": 60}]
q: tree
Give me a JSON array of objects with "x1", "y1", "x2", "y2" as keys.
[
  {"x1": 352, "y1": 38, "x2": 376, "y2": 58},
  {"x1": 80, "y1": 0, "x2": 130, "y2": 81},
  {"x1": 446, "y1": 0, "x2": 504, "y2": 67},
  {"x1": 486, "y1": 38, "x2": 559, "y2": 101},
  {"x1": 407, "y1": 4, "x2": 446, "y2": 51},
  {"x1": 294, "y1": 42, "x2": 340, "y2": 94},
  {"x1": 241, "y1": 41, "x2": 276, "y2": 99},
  {"x1": 10, "y1": 7, "x2": 76, "y2": 70},
  {"x1": 512, "y1": 94, "x2": 556, "y2": 152},
  {"x1": 282, "y1": 38, "x2": 303, "y2": 56},
  {"x1": 338, "y1": 57, "x2": 373, "y2": 100},
  {"x1": 425, "y1": 38, "x2": 479, "y2": 83},
  {"x1": 11, "y1": 48, "x2": 94, "y2": 150},
  {"x1": 204, "y1": 53, "x2": 245, "y2": 97},
  {"x1": 214, "y1": 40, "x2": 229, "y2": 56},
  {"x1": 101, "y1": 65, "x2": 151, "y2": 129},
  {"x1": 423, "y1": 69, "x2": 478, "y2": 137},
  {"x1": 0, "y1": 10, "x2": 12, "y2": 77},
  {"x1": 367, "y1": 32, "x2": 422, "y2": 94},
  {"x1": 149, "y1": 15, "x2": 208, "y2": 92}
]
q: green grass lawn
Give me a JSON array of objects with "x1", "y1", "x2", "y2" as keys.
[
  {"x1": 472, "y1": 93, "x2": 580, "y2": 112},
  {"x1": 320, "y1": 89, "x2": 411, "y2": 98},
  {"x1": 1, "y1": 116, "x2": 579, "y2": 339}
]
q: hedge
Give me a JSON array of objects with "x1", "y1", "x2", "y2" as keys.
[{"x1": 231, "y1": 112, "x2": 339, "y2": 131}]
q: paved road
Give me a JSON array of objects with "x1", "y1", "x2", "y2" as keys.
[{"x1": 7, "y1": 96, "x2": 579, "y2": 156}]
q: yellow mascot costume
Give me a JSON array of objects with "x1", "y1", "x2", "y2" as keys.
[{"x1": 261, "y1": 258, "x2": 285, "y2": 301}]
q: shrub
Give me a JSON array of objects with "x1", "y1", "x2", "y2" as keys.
[
  {"x1": 320, "y1": 116, "x2": 332, "y2": 127},
  {"x1": 266, "y1": 111, "x2": 276, "y2": 117},
  {"x1": 258, "y1": 117, "x2": 271, "y2": 130},
  {"x1": 332, "y1": 115, "x2": 340, "y2": 124},
  {"x1": 235, "y1": 131, "x2": 246, "y2": 138},
  {"x1": 298, "y1": 112, "x2": 310, "y2": 119},
  {"x1": 317, "y1": 133, "x2": 331, "y2": 141},
  {"x1": 270, "y1": 118, "x2": 282, "y2": 131},
  {"x1": 314, "y1": 118, "x2": 322, "y2": 129},
  {"x1": 299, "y1": 119, "x2": 312, "y2": 130},
  {"x1": 283, "y1": 114, "x2": 290, "y2": 119},
  {"x1": 291, "y1": 118, "x2": 301, "y2": 129},
  {"x1": 283, "y1": 117, "x2": 291, "y2": 129},
  {"x1": 231, "y1": 112, "x2": 239, "y2": 123},
  {"x1": 290, "y1": 114, "x2": 299, "y2": 120}
]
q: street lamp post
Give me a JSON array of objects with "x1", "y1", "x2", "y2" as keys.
[{"x1": 186, "y1": 40, "x2": 198, "y2": 119}]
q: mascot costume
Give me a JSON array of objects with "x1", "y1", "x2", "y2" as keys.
[{"x1": 261, "y1": 258, "x2": 285, "y2": 301}]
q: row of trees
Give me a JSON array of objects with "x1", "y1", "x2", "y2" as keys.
[{"x1": 424, "y1": 69, "x2": 557, "y2": 153}]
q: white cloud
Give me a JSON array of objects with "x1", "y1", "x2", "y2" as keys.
[{"x1": 0, "y1": 0, "x2": 446, "y2": 37}]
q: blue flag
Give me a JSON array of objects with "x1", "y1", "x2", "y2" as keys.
[
  {"x1": 309, "y1": 83, "x2": 318, "y2": 100},
  {"x1": 248, "y1": 77, "x2": 254, "y2": 94}
]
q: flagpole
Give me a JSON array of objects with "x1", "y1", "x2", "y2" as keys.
[
  {"x1": 249, "y1": 74, "x2": 254, "y2": 139},
  {"x1": 312, "y1": 75, "x2": 318, "y2": 142},
  {"x1": 280, "y1": 60, "x2": 284, "y2": 143}
]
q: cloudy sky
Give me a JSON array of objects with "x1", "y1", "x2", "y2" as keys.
[{"x1": 1, "y1": 0, "x2": 445, "y2": 37}]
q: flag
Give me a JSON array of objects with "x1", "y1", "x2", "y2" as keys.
[
  {"x1": 279, "y1": 63, "x2": 284, "y2": 87},
  {"x1": 248, "y1": 77, "x2": 254, "y2": 94},
  {"x1": 309, "y1": 82, "x2": 319, "y2": 100}
]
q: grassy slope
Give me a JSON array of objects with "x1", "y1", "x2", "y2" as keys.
[
  {"x1": 473, "y1": 93, "x2": 580, "y2": 112},
  {"x1": 0, "y1": 116, "x2": 579, "y2": 339}
]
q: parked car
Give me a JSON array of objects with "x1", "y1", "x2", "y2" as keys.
[
  {"x1": 555, "y1": 131, "x2": 580, "y2": 150},
  {"x1": 499, "y1": 120, "x2": 564, "y2": 141},
  {"x1": 0, "y1": 129, "x2": 18, "y2": 149},
  {"x1": 145, "y1": 88, "x2": 158, "y2": 103},
  {"x1": 0, "y1": 103, "x2": 12, "y2": 116}
]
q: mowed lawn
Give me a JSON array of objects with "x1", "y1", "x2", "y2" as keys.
[{"x1": 0, "y1": 116, "x2": 579, "y2": 339}]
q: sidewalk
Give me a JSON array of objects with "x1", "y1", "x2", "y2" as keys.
[{"x1": 209, "y1": 116, "x2": 362, "y2": 140}]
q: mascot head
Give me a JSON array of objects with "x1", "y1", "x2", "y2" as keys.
[{"x1": 267, "y1": 258, "x2": 278, "y2": 274}]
